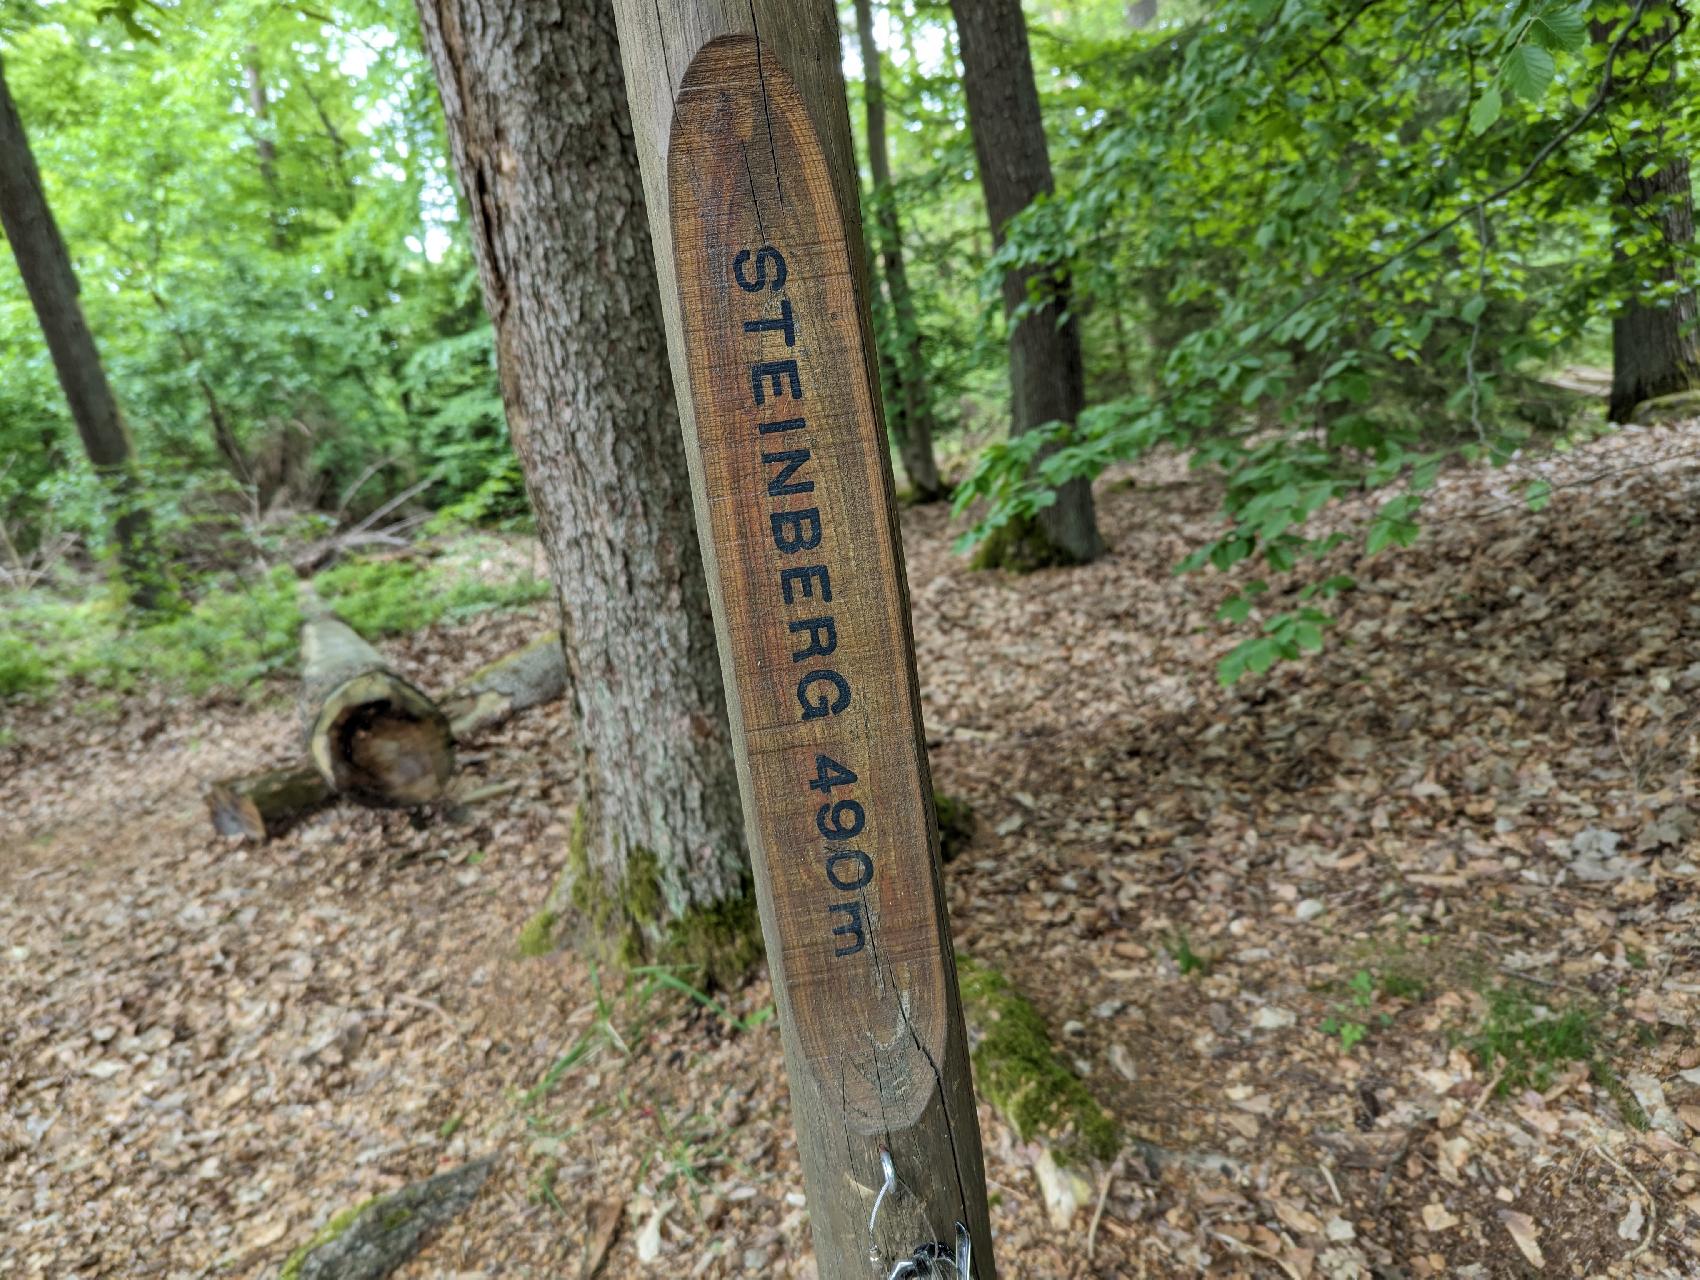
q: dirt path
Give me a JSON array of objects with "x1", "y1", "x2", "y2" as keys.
[{"x1": 4, "y1": 424, "x2": 1698, "y2": 1278}]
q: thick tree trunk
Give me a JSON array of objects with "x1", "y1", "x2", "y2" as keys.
[
  {"x1": 1610, "y1": 151, "x2": 1699, "y2": 421},
  {"x1": 950, "y1": 0, "x2": 1104, "y2": 566},
  {"x1": 854, "y1": 0, "x2": 946, "y2": 502},
  {"x1": 1598, "y1": 8, "x2": 1700, "y2": 422},
  {"x1": 300, "y1": 597, "x2": 455, "y2": 805},
  {"x1": 415, "y1": 0, "x2": 752, "y2": 979},
  {"x1": 0, "y1": 51, "x2": 162, "y2": 608}
]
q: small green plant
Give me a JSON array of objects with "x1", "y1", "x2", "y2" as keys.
[
  {"x1": 1319, "y1": 968, "x2": 1397, "y2": 1052},
  {"x1": 628, "y1": 965, "x2": 775, "y2": 1035},
  {"x1": 1463, "y1": 987, "x2": 1595, "y2": 1093},
  {"x1": 1168, "y1": 932, "x2": 1211, "y2": 977},
  {"x1": 1320, "y1": 1014, "x2": 1369, "y2": 1052},
  {"x1": 520, "y1": 961, "x2": 772, "y2": 1110},
  {"x1": 639, "y1": 1108, "x2": 741, "y2": 1211}
]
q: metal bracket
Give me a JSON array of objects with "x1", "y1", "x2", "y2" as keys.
[{"x1": 869, "y1": 1149, "x2": 974, "y2": 1278}]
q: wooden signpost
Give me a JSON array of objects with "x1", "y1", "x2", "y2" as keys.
[{"x1": 608, "y1": 4, "x2": 995, "y2": 1275}]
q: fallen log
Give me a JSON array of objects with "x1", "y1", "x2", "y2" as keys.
[
  {"x1": 207, "y1": 629, "x2": 566, "y2": 839},
  {"x1": 440, "y1": 629, "x2": 567, "y2": 739},
  {"x1": 206, "y1": 762, "x2": 332, "y2": 840},
  {"x1": 300, "y1": 593, "x2": 454, "y2": 805}
]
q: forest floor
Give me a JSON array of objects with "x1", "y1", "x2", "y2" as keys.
[{"x1": 4, "y1": 418, "x2": 1700, "y2": 1279}]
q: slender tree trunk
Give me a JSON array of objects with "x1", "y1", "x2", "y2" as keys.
[
  {"x1": 1598, "y1": 7, "x2": 1700, "y2": 421},
  {"x1": 245, "y1": 46, "x2": 286, "y2": 248},
  {"x1": 414, "y1": 0, "x2": 755, "y2": 982},
  {"x1": 951, "y1": 0, "x2": 1104, "y2": 566},
  {"x1": 0, "y1": 51, "x2": 162, "y2": 608},
  {"x1": 148, "y1": 287, "x2": 251, "y2": 483},
  {"x1": 854, "y1": 0, "x2": 945, "y2": 501}
]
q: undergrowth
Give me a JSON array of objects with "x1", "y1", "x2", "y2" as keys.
[
  {"x1": 0, "y1": 545, "x2": 549, "y2": 699},
  {"x1": 1462, "y1": 986, "x2": 1597, "y2": 1094}
]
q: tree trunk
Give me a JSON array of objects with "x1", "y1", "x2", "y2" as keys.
[
  {"x1": 414, "y1": 0, "x2": 753, "y2": 981},
  {"x1": 854, "y1": 0, "x2": 946, "y2": 502},
  {"x1": 1599, "y1": 8, "x2": 1700, "y2": 422},
  {"x1": 0, "y1": 51, "x2": 162, "y2": 608},
  {"x1": 950, "y1": 0, "x2": 1104, "y2": 566},
  {"x1": 1610, "y1": 152, "x2": 1699, "y2": 421},
  {"x1": 245, "y1": 45, "x2": 286, "y2": 248},
  {"x1": 300, "y1": 597, "x2": 455, "y2": 805}
]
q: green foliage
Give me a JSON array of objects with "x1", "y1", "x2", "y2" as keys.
[
  {"x1": 314, "y1": 554, "x2": 549, "y2": 637},
  {"x1": 0, "y1": 0, "x2": 512, "y2": 563},
  {"x1": 1464, "y1": 987, "x2": 1596, "y2": 1092},
  {"x1": 949, "y1": 0, "x2": 1698, "y2": 679},
  {"x1": 1167, "y1": 932, "x2": 1212, "y2": 977},
  {"x1": 0, "y1": 548, "x2": 547, "y2": 700}
]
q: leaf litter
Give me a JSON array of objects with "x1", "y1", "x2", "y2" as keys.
[{"x1": 3, "y1": 421, "x2": 1700, "y2": 1276}]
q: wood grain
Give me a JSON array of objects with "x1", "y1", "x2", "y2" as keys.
[{"x1": 610, "y1": 5, "x2": 996, "y2": 1274}]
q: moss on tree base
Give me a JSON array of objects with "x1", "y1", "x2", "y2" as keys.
[
  {"x1": 971, "y1": 514, "x2": 1088, "y2": 574},
  {"x1": 958, "y1": 956, "x2": 1119, "y2": 1162},
  {"x1": 521, "y1": 807, "x2": 763, "y2": 988}
]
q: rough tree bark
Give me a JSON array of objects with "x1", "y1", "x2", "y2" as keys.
[
  {"x1": 1611, "y1": 152, "x2": 1700, "y2": 422},
  {"x1": 414, "y1": 0, "x2": 754, "y2": 981},
  {"x1": 950, "y1": 0, "x2": 1105, "y2": 567},
  {"x1": 854, "y1": 0, "x2": 946, "y2": 502},
  {"x1": 0, "y1": 50, "x2": 162, "y2": 608},
  {"x1": 1596, "y1": 5, "x2": 1699, "y2": 422}
]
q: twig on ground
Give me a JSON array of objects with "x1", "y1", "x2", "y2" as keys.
[
  {"x1": 1087, "y1": 1146, "x2": 1129, "y2": 1261},
  {"x1": 1318, "y1": 1163, "x2": 1343, "y2": 1206},
  {"x1": 1591, "y1": 1142, "x2": 1656, "y2": 1260},
  {"x1": 392, "y1": 991, "x2": 469, "y2": 1054},
  {"x1": 1210, "y1": 1230, "x2": 1303, "y2": 1279}
]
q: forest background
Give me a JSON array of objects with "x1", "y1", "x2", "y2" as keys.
[{"x1": 2, "y1": 0, "x2": 1695, "y2": 694}]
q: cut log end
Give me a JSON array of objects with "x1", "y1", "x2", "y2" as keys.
[
  {"x1": 310, "y1": 671, "x2": 454, "y2": 806},
  {"x1": 205, "y1": 762, "x2": 332, "y2": 841}
]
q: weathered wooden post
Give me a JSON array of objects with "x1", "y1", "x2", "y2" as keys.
[{"x1": 608, "y1": 4, "x2": 996, "y2": 1275}]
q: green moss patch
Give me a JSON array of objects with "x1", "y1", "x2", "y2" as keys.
[
  {"x1": 933, "y1": 792, "x2": 975, "y2": 862},
  {"x1": 971, "y1": 514, "x2": 1084, "y2": 573},
  {"x1": 555, "y1": 809, "x2": 763, "y2": 988},
  {"x1": 958, "y1": 956, "x2": 1118, "y2": 1161},
  {"x1": 515, "y1": 909, "x2": 559, "y2": 958},
  {"x1": 279, "y1": 1197, "x2": 377, "y2": 1280}
]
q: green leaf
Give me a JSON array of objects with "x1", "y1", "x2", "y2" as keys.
[
  {"x1": 1217, "y1": 593, "x2": 1254, "y2": 624},
  {"x1": 1469, "y1": 84, "x2": 1503, "y2": 134},
  {"x1": 1526, "y1": 479, "x2": 1552, "y2": 512},
  {"x1": 1502, "y1": 44, "x2": 1556, "y2": 102},
  {"x1": 1530, "y1": 6, "x2": 1587, "y2": 52}
]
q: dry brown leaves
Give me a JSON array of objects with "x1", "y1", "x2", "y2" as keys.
[{"x1": 4, "y1": 423, "x2": 1700, "y2": 1278}]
